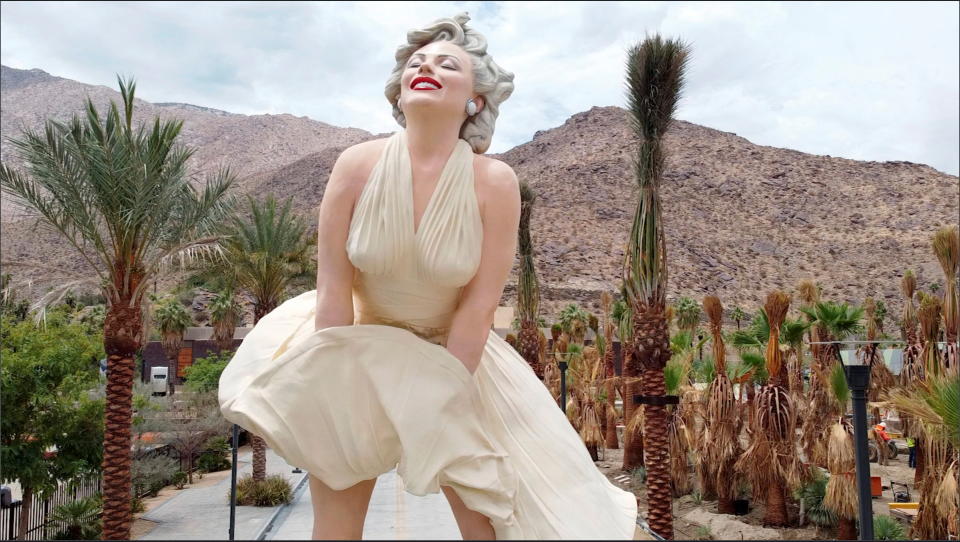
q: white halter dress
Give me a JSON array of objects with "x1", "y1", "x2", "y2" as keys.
[{"x1": 218, "y1": 129, "x2": 638, "y2": 539}]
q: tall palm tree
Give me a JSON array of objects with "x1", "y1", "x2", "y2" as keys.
[
  {"x1": 885, "y1": 372, "x2": 959, "y2": 539},
  {"x1": 674, "y1": 296, "x2": 701, "y2": 340},
  {"x1": 737, "y1": 291, "x2": 803, "y2": 526},
  {"x1": 0, "y1": 76, "x2": 235, "y2": 539},
  {"x1": 932, "y1": 226, "x2": 959, "y2": 372},
  {"x1": 702, "y1": 295, "x2": 739, "y2": 514},
  {"x1": 731, "y1": 306, "x2": 746, "y2": 330},
  {"x1": 153, "y1": 295, "x2": 192, "y2": 384},
  {"x1": 208, "y1": 194, "x2": 314, "y2": 481},
  {"x1": 799, "y1": 301, "x2": 863, "y2": 468},
  {"x1": 558, "y1": 303, "x2": 591, "y2": 345},
  {"x1": 600, "y1": 291, "x2": 621, "y2": 449},
  {"x1": 822, "y1": 364, "x2": 859, "y2": 540},
  {"x1": 516, "y1": 179, "x2": 543, "y2": 378},
  {"x1": 208, "y1": 289, "x2": 240, "y2": 351},
  {"x1": 621, "y1": 33, "x2": 690, "y2": 540}
]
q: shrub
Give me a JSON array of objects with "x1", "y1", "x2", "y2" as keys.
[
  {"x1": 631, "y1": 466, "x2": 647, "y2": 485},
  {"x1": 233, "y1": 474, "x2": 293, "y2": 506},
  {"x1": 873, "y1": 515, "x2": 905, "y2": 540},
  {"x1": 49, "y1": 494, "x2": 102, "y2": 540},
  {"x1": 197, "y1": 435, "x2": 231, "y2": 473},
  {"x1": 183, "y1": 351, "x2": 232, "y2": 393},
  {"x1": 132, "y1": 454, "x2": 179, "y2": 497},
  {"x1": 794, "y1": 469, "x2": 836, "y2": 527},
  {"x1": 171, "y1": 470, "x2": 188, "y2": 489}
]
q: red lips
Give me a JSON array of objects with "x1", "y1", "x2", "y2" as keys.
[{"x1": 411, "y1": 76, "x2": 442, "y2": 89}]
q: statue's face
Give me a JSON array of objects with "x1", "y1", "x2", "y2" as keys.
[{"x1": 399, "y1": 40, "x2": 480, "y2": 117}]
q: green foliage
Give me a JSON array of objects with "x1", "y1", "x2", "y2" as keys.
[
  {"x1": 49, "y1": 493, "x2": 102, "y2": 540},
  {"x1": 207, "y1": 194, "x2": 315, "y2": 318},
  {"x1": 0, "y1": 316, "x2": 105, "y2": 498},
  {"x1": 233, "y1": 473, "x2": 293, "y2": 506},
  {"x1": 780, "y1": 318, "x2": 811, "y2": 348},
  {"x1": 631, "y1": 466, "x2": 647, "y2": 485},
  {"x1": 154, "y1": 295, "x2": 192, "y2": 336},
  {"x1": 558, "y1": 303, "x2": 591, "y2": 343},
  {"x1": 800, "y1": 301, "x2": 865, "y2": 341},
  {"x1": 132, "y1": 454, "x2": 179, "y2": 498},
  {"x1": 0, "y1": 74, "x2": 237, "y2": 308},
  {"x1": 830, "y1": 363, "x2": 850, "y2": 406},
  {"x1": 739, "y1": 351, "x2": 768, "y2": 384},
  {"x1": 924, "y1": 373, "x2": 960, "y2": 448},
  {"x1": 694, "y1": 526, "x2": 713, "y2": 540},
  {"x1": 0, "y1": 273, "x2": 31, "y2": 322},
  {"x1": 171, "y1": 470, "x2": 188, "y2": 489},
  {"x1": 692, "y1": 356, "x2": 716, "y2": 384},
  {"x1": 730, "y1": 306, "x2": 746, "y2": 327},
  {"x1": 183, "y1": 350, "x2": 232, "y2": 393},
  {"x1": 664, "y1": 360, "x2": 686, "y2": 395},
  {"x1": 872, "y1": 515, "x2": 905, "y2": 540},
  {"x1": 794, "y1": 469, "x2": 836, "y2": 527},
  {"x1": 196, "y1": 435, "x2": 231, "y2": 473},
  {"x1": 674, "y1": 297, "x2": 701, "y2": 329}
]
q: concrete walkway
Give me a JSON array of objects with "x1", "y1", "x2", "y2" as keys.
[
  {"x1": 136, "y1": 445, "x2": 307, "y2": 540},
  {"x1": 265, "y1": 468, "x2": 461, "y2": 540}
]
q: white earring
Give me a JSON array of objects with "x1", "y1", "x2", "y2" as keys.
[{"x1": 466, "y1": 99, "x2": 477, "y2": 116}]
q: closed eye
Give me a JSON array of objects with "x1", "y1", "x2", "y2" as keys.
[{"x1": 410, "y1": 63, "x2": 456, "y2": 70}]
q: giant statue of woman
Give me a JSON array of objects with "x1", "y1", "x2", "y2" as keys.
[{"x1": 219, "y1": 12, "x2": 639, "y2": 540}]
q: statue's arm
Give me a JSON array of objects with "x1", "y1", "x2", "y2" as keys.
[{"x1": 445, "y1": 160, "x2": 521, "y2": 374}]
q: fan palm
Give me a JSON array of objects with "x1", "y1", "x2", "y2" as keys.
[
  {"x1": 153, "y1": 295, "x2": 192, "y2": 381},
  {"x1": 932, "y1": 226, "x2": 959, "y2": 372},
  {"x1": 799, "y1": 301, "x2": 863, "y2": 468},
  {"x1": 621, "y1": 32, "x2": 690, "y2": 540},
  {"x1": 701, "y1": 296, "x2": 740, "y2": 514},
  {"x1": 207, "y1": 194, "x2": 313, "y2": 481},
  {"x1": 208, "y1": 289, "x2": 240, "y2": 351},
  {"x1": 818, "y1": 363, "x2": 859, "y2": 539},
  {"x1": 736, "y1": 291, "x2": 802, "y2": 527},
  {"x1": 516, "y1": 179, "x2": 543, "y2": 378},
  {"x1": 0, "y1": 76, "x2": 235, "y2": 539},
  {"x1": 558, "y1": 303, "x2": 591, "y2": 345},
  {"x1": 674, "y1": 296, "x2": 701, "y2": 339}
]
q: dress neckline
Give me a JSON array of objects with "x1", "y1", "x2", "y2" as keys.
[{"x1": 400, "y1": 129, "x2": 469, "y2": 239}]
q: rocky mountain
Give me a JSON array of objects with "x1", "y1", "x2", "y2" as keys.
[{"x1": 2, "y1": 65, "x2": 957, "y2": 322}]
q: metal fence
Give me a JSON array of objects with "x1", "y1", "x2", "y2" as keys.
[{"x1": 1, "y1": 475, "x2": 101, "y2": 541}]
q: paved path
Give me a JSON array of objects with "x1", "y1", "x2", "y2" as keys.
[
  {"x1": 137, "y1": 445, "x2": 307, "y2": 540},
  {"x1": 266, "y1": 468, "x2": 461, "y2": 540}
]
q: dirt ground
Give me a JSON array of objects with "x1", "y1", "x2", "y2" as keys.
[{"x1": 596, "y1": 441, "x2": 917, "y2": 540}]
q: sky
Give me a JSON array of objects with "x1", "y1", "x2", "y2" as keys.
[{"x1": 2, "y1": 1, "x2": 958, "y2": 176}]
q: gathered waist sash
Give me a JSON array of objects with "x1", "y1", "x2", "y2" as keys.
[{"x1": 356, "y1": 312, "x2": 451, "y2": 346}]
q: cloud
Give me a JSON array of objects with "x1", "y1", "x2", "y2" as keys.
[{"x1": 1, "y1": 1, "x2": 957, "y2": 175}]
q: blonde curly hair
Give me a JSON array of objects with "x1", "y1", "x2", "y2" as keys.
[{"x1": 384, "y1": 12, "x2": 515, "y2": 155}]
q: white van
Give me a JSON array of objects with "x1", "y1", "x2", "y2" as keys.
[{"x1": 151, "y1": 366, "x2": 169, "y2": 396}]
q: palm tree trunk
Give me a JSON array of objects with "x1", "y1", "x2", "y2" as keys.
[
  {"x1": 101, "y1": 301, "x2": 142, "y2": 540},
  {"x1": 763, "y1": 480, "x2": 788, "y2": 526},
  {"x1": 636, "y1": 309, "x2": 673, "y2": 540},
  {"x1": 250, "y1": 302, "x2": 276, "y2": 482},
  {"x1": 837, "y1": 516, "x2": 857, "y2": 540},
  {"x1": 622, "y1": 339, "x2": 645, "y2": 470}
]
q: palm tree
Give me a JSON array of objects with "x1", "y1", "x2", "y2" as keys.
[
  {"x1": 731, "y1": 306, "x2": 746, "y2": 330},
  {"x1": 885, "y1": 372, "x2": 959, "y2": 539},
  {"x1": 799, "y1": 301, "x2": 863, "y2": 468},
  {"x1": 932, "y1": 226, "x2": 959, "y2": 372},
  {"x1": 154, "y1": 295, "x2": 192, "y2": 386},
  {"x1": 0, "y1": 76, "x2": 235, "y2": 539},
  {"x1": 737, "y1": 291, "x2": 803, "y2": 526},
  {"x1": 208, "y1": 289, "x2": 241, "y2": 351},
  {"x1": 861, "y1": 297, "x2": 895, "y2": 428},
  {"x1": 822, "y1": 364, "x2": 859, "y2": 540},
  {"x1": 516, "y1": 179, "x2": 543, "y2": 378},
  {"x1": 599, "y1": 291, "x2": 621, "y2": 449},
  {"x1": 621, "y1": 33, "x2": 691, "y2": 540},
  {"x1": 558, "y1": 303, "x2": 591, "y2": 345},
  {"x1": 674, "y1": 296, "x2": 701, "y2": 340},
  {"x1": 701, "y1": 296, "x2": 740, "y2": 514},
  {"x1": 209, "y1": 194, "x2": 314, "y2": 481}
]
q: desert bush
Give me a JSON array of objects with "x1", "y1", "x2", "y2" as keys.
[
  {"x1": 873, "y1": 515, "x2": 905, "y2": 540},
  {"x1": 132, "y1": 454, "x2": 179, "y2": 497},
  {"x1": 233, "y1": 473, "x2": 293, "y2": 506}
]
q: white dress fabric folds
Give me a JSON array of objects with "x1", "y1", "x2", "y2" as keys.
[{"x1": 218, "y1": 129, "x2": 638, "y2": 539}]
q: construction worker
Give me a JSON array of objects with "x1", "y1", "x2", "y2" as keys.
[
  {"x1": 907, "y1": 436, "x2": 917, "y2": 468},
  {"x1": 874, "y1": 422, "x2": 891, "y2": 465}
]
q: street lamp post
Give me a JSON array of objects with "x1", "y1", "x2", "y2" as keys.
[
  {"x1": 559, "y1": 359, "x2": 568, "y2": 414},
  {"x1": 229, "y1": 423, "x2": 239, "y2": 540},
  {"x1": 841, "y1": 349, "x2": 874, "y2": 541}
]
